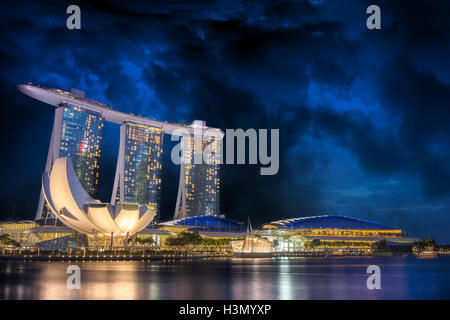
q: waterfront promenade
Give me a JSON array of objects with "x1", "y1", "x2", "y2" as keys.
[{"x1": 0, "y1": 253, "x2": 229, "y2": 261}]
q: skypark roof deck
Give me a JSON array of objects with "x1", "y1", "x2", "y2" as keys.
[{"x1": 18, "y1": 83, "x2": 223, "y2": 138}]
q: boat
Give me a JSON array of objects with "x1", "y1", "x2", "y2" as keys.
[{"x1": 416, "y1": 251, "x2": 438, "y2": 259}]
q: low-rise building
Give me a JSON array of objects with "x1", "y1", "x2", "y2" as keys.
[{"x1": 254, "y1": 215, "x2": 420, "y2": 253}]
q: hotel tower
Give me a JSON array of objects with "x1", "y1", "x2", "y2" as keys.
[
  {"x1": 18, "y1": 84, "x2": 223, "y2": 224},
  {"x1": 35, "y1": 90, "x2": 104, "y2": 222},
  {"x1": 174, "y1": 120, "x2": 221, "y2": 220},
  {"x1": 111, "y1": 121, "x2": 164, "y2": 221}
]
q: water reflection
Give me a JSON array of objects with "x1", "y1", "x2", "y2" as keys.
[
  {"x1": 277, "y1": 260, "x2": 294, "y2": 300},
  {"x1": 0, "y1": 257, "x2": 449, "y2": 299}
]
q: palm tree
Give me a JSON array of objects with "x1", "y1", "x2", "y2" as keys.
[{"x1": 0, "y1": 234, "x2": 21, "y2": 247}]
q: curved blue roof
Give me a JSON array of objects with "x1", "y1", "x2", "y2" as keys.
[
  {"x1": 268, "y1": 215, "x2": 396, "y2": 230},
  {"x1": 159, "y1": 215, "x2": 245, "y2": 232}
]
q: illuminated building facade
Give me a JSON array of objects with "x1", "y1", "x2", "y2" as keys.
[
  {"x1": 35, "y1": 102, "x2": 104, "y2": 222},
  {"x1": 19, "y1": 84, "x2": 223, "y2": 225},
  {"x1": 255, "y1": 215, "x2": 420, "y2": 253},
  {"x1": 111, "y1": 122, "x2": 164, "y2": 221},
  {"x1": 42, "y1": 157, "x2": 156, "y2": 237},
  {"x1": 174, "y1": 121, "x2": 221, "y2": 219}
]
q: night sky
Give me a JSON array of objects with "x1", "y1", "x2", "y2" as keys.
[{"x1": 1, "y1": 1, "x2": 449, "y2": 242}]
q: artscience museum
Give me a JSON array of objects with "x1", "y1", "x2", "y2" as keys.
[{"x1": 42, "y1": 157, "x2": 156, "y2": 238}]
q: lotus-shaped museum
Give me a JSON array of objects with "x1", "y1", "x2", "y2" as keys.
[{"x1": 42, "y1": 157, "x2": 156, "y2": 237}]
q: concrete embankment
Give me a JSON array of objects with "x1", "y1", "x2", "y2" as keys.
[{"x1": 0, "y1": 254, "x2": 230, "y2": 261}]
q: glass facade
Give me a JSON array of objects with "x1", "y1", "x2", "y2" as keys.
[
  {"x1": 41, "y1": 104, "x2": 104, "y2": 221},
  {"x1": 181, "y1": 132, "x2": 221, "y2": 217},
  {"x1": 118, "y1": 122, "x2": 164, "y2": 220},
  {"x1": 59, "y1": 105, "x2": 104, "y2": 196}
]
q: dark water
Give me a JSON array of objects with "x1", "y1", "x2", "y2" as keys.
[{"x1": 1, "y1": 256, "x2": 449, "y2": 300}]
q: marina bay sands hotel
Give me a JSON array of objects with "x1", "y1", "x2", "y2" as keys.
[{"x1": 18, "y1": 84, "x2": 223, "y2": 223}]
